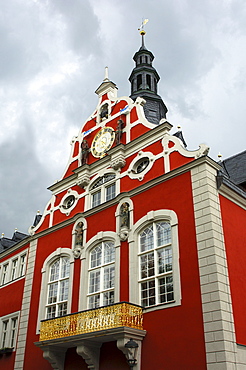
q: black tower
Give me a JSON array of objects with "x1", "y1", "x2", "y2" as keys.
[{"x1": 129, "y1": 31, "x2": 168, "y2": 125}]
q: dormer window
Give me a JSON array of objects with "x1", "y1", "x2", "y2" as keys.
[{"x1": 90, "y1": 174, "x2": 116, "y2": 208}]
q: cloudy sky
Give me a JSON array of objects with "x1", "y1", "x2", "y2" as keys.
[{"x1": 0, "y1": 0, "x2": 245, "y2": 237}]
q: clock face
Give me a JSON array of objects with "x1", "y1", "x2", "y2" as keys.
[{"x1": 91, "y1": 127, "x2": 115, "y2": 158}]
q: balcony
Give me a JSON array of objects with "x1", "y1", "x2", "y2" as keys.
[
  {"x1": 35, "y1": 302, "x2": 146, "y2": 370},
  {"x1": 39, "y1": 302, "x2": 143, "y2": 341}
]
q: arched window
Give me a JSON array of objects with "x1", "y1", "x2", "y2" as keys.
[
  {"x1": 88, "y1": 241, "x2": 115, "y2": 309},
  {"x1": 139, "y1": 221, "x2": 174, "y2": 308},
  {"x1": 146, "y1": 74, "x2": 151, "y2": 90},
  {"x1": 90, "y1": 174, "x2": 116, "y2": 208},
  {"x1": 137, "y1": 74, "x2": 142, "y2": 90},
  {"x1": 46, "y1": 256, "x2": 70, "y2": 318}
]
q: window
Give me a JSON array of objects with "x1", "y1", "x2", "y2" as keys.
[
  {"x1": 0, "y1": 312, "x2": 19, "y2": 349},
  {"x1": 88, "y1": 241, "x2": 115, "y2": 309},
  {"x1": 11, "y1": 259, "x2": 18, "y2": 281},
  {"x1": 90, "y1": 174, "x2": 116, "y2": 208},
  {"x1": 139, "y1": 222, "x2": 174, "y2": 308},
  {"x1": 46, "y1": 257, "x2": 70, "y2": 319},
  {"x1": 135, "y1": 158, "x2": 150, "y2": 174},
  {"x1": 62, "y1": 195, "x2": 75, "y2": 209},
  {"x1": 146, "y1": 74, "x2": 151, "y2": 89},
  {"x1": 19, "y1": 254, "x2": 26, "y2": 277},
  {"x1": 137, "y1": 74, "x2": 142, "y2": 90},
  {"x1": 1, "y1": 263, "x2": 9, "y2": 285},
  {"x1": 0, "y1": 252, "x2": 27, "y2": 287},
  {"x1": 59, "y1": 190, "x2": 79, "y2": 215},
  {"x1": 128, "y1": 152, "x2": 154, "y2": 181}
]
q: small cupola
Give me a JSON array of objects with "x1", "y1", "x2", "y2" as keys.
[
  {"x1": 129, "y1": 29, "x2": 168, "y2": 124},
  {"x1": 95, "y1": 66, "x2": 118, "y2": 99}
]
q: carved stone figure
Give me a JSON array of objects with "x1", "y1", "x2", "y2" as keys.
[
  {"x1": 120, "y1": 202, "x2": 130, "y2": 228},
  {"x1": 73, "y1": 246, "x2": 82, "y2": 259},
  {"x1": 81, "y1": 139, "x2": 89, "y2": 165},
  {"x1": 115, "y1": 119, "x2": 124, "y2": 144},
  {"x1": 100, "y1": 103, "x2": 108, "y2": 120},
  {"x1": 75, "y1": 222, "x2": 83, "y2": 246},
  {"x1": 119, "y1": 229, "x2": 129, "y2": 241}
]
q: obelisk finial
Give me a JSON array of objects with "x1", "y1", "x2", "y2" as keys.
[
  {"x1": 103, "y1": 66, "x2": 109, "y2": 82},
  {"x1": 138, "y1": 19, "x2": 149, "y2": 47}
]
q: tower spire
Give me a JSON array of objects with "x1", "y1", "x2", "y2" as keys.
[
  {"x1": 138, "y1": 19, "x2": 148, "y2": 49},
  {"x1": 129, "y1": 24, "x2": 168, "y2": 125}
]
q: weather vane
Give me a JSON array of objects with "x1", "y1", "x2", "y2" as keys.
[{"x1": 138, "y1": 18, "x2": 149, "y2": 35}]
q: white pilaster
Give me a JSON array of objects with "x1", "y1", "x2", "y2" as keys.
[
  {"x1": 14, "y1": 239, "x2": 37, "y2": 370},
  {"x1": 191, "y1": 163, "x2": 237, "y2": 370}
]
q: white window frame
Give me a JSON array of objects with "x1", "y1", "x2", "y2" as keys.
[
  {"x1": 36, "y1": 248, "x2": 74, "y2": 333},
  {"x1": 0, "y1": 311, "x2": 20, "y2": 350},
  {"x1": 128, "y1": 151, "x2": 155, "y2": 181},
  {"x1": 87, "y1": 241, "x2": 115, "y2": 309},
  {"x1": 46, "y1": 256, "x2": 70, "y2": 319},
  {"x1": 129, "y1": 210, "x2": 181, "y2": 311},
  {"x1": 90, "y1": 174, "x2": 117, "y2": 208},
  {"x1": 139, "y1": 222, "x2": 174, "y2": 308},
  {"x1": 0, "y1": 250, "x2": 27, "y2": 287},
  {"x1": 79, "y1": 231, "x2": 120, "y2": 312}
]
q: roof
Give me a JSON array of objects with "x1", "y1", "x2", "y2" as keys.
[
  {"x1": 221, "y1": 150, "x2": 246, "y2": 188},
  {"x1": 0, "y1": 231, "x2": 28, "y2": 253}
]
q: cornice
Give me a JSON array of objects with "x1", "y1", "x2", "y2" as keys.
[
  {"x1": 219, "y1": 183, "x2": 246, "y2": 209},
  {"x1": 48, "y1": 173, "x2": 77, "y2": 194},
  {"x1": 0, "y1": 237, "x2": 31, "y2": 258}
]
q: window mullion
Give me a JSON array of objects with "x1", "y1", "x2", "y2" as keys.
[
  {"x1": 100, "y1": 242, "x2": 104, "y2": 305},
  {"x1": 153, "y1": 223, "x2": 158, "y2": 305}
]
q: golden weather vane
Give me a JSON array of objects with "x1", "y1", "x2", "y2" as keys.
[{"x1": 138, "y1": 18, "x2": 149, "y2": 35}]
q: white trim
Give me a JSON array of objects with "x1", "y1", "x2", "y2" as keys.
[
  {"x1": 115, "y1": 197, "x2": 134, "y2": 237},
  {"x1": 72, "y1": 217, "x2": 87, "y2": 259},
  {"x1": 36, "y1": 248, "x2": 74, "y2": 334},
  {"x1": 59, "y1": 189, "x2": 79, "y2": 216},
  {"x1": 0, "y1": 249, "x2": 27, "y2": 287},
  {"x1": 129, "y1": 210, "x2": 181, "y2": 310},
  {"x1": 14, "y1": 240, "x2": 37, "y2": 370},
  {"x1": 127, "y1": 151, "x2": 155, "y2": 181},
  {"x1": 0, "y1": 311, "x2": 20, "y2": 350}
]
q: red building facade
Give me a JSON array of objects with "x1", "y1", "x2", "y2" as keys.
[{"x1": 0, "y1": 36, "x2": 246, "y2": 370}]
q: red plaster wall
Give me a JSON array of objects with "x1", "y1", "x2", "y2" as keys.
[
  {"x1": 120, "y1": 241, "x2": 129, "y2": 302},
  {"x1": 169, "y1": 150, "x2": 193, "y2": 171},
  {"x1": 220, "y1": 195, "x2": 246, "y2": 345},
  {"x1": 132, "y1": 171, "x2": 207, "y2": 369},
  {"x1": 23, "y1": 225, "x2": 74, "y2": 369}
]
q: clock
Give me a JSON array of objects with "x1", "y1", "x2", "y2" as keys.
[{"x1": 91, "y1": 127, "x2": 115, "y2": 158}]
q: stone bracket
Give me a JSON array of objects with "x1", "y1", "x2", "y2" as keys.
[
  {"x1": 42, "y1": 346, "x2": 66, "y2": 370},
  {"x1": 76, "y1": 341, "x2": 102, "y2": 370}
]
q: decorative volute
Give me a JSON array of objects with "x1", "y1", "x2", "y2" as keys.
[{"x1": 129, "y1": 30, "x2": 168, "y2": 125}]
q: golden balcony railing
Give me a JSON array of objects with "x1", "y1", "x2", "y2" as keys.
[{"x1": 39, "y1": 302, "x2": 143, "y2": 341}]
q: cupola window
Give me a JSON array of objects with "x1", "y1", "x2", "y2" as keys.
[
  {"x1": 137, "y1": 75, "x2": 142, "y2": 90},
  {"x1": 146, "y1": 74, "x2": 151, "y2": 90}
]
